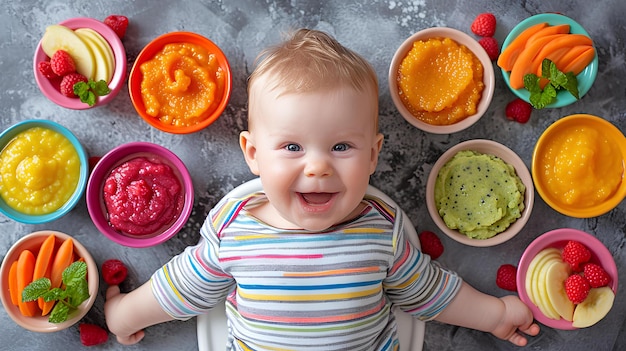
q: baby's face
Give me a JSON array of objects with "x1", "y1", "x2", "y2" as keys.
[{"x1": 241, "y1": 84, "x2": 383, "y2": 231}]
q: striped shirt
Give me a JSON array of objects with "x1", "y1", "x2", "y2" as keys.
[{"x1": 152, "y1": 192, "x2": 462, "y2": 351}]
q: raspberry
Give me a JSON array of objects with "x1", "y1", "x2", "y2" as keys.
[
  {"x1": 37, "y1": 61, "x2": 59, "y2": 79},
  {"x1": 564, "y1": 274, "x2": 590, "y2": 304},
  {"x1": 495, "y1": 264, "x2": 518, "y2": 292},
  {"x1": 104, "y1": 15, "x2": 129, "y2": 39},
  {"x1": 583, "y1": 263, "x2": 610, "y2": 288},
  {"x1": 478, "y1": 36, "x2": 499, "y2": 61},
  {"x1": 50, "y1": 50, "x2": 76, "y2": 76},
  {"x1": 101, "y1": 259, "x2": 128, "y2": 285},
  {"x1": 418, "y1": 230, "x2": 444, "y2": 260},
  {"x1": 79, "y1": 323, "x2": 108, "y2": 346},
  {"x1": 505, "y1": 98, "x2": 532, "y2": 123},
  {"x1": 471, "y1": 13, "x2": 497, "y2": 37},
  {"x1": 59, "y1": 73, "x2": 88, "y2": 97},
  {"x1": 561, "y1": 240, "x2": 592, "y2": 272}
]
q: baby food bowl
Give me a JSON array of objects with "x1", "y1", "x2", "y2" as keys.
[
  {"x1": 0, "y1": 119, "x2": 88, "y2": 224},
  {"x1": 532, "y1": 114, "x2": 626, "y2": 218},
  {"x1": 517, "y1": 228, "x2": 618, "y2": 330},
  {"x1": 33, "y1": 17, "x2": 127, "y2": 109},
  {"x1": 86, "y1": 142, "x2": 194, "y2": 248},
  {"x1": 426, "y1": 139, "x2": 534, "y2": 247},
  {"x1": 129, "y1": 31, "x2": 232, "y2": 134},
  {"x1": 388, "y1": 27, "x2": 495, "y2": 134},
  {"x1": 500, "y1": 13, "x2": 597, "y2": 108},
  {"x1": 0, "y1": 230, "x2": 99, "y2": 332}
]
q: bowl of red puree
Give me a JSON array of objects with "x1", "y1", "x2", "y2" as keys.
[{"x1": 86, "y1": 142, "x2": 194, "y2": 247}]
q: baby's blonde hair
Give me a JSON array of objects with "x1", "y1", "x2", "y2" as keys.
[{"x1": 248, "y1": 29, "x2": 379, "y2": 128}]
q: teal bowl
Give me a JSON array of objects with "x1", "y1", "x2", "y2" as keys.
[
  {"x1": 500, "y1": 13, "x2": 598, "y2": 108},
  {"x1": 0, "y1": 120, "x2": 88, "y2": 224}
]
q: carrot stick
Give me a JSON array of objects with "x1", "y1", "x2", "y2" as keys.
[
  {"x1": 562, "y1": 47, "x2": 596, "y2": 75},
  {"x1": 525, "y1": 24, "x2": 571, "y2": 46},
  {"x1": 508, "y1": 34, "x2": 566, "y2": 89},
  {"x1": 555, "y1": 45, "x2": 594, "y2": 71},
  {"x1": 41, "y1": 238, "x2": 74, "y2": 316},
  {"x1": 16, "y1": 250, "x2": 40, "y2": 317},
  {"x1": 32, "y1": 234, "x2": 56, "y2": 310},
  {"x1": 497, "y1": 22, "x2": 548, "y2": 71},
  {"x1": 8, "y1": 260, "x2": 19, "y2": 306}
]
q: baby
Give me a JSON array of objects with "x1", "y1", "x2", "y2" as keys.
[{"x1": 105, "y1": 29, "x2": 539, "y2": 349}]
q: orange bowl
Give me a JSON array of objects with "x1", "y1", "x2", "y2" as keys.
[
  {"x1": 532, "y1": 114, "x2": 626, "y2": 218},
  {"x1": 129, "y1": 31, "x2": 232, "y2": 134}
]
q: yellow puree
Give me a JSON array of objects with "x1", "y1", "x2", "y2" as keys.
[
  {"x1": 0, "y1": 127, "x2": 80, "y2": 214},
  {"x1": 539, "y1": 126, "x2": 623, "y2": 207},
  {"x1": 397, "y1": 37, "x2": 484, "y2": 125},
  {"x1": 140, "y1": 42, "x2": 226, "y2": 128}
]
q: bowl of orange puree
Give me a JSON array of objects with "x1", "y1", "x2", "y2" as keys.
[
  {"x1": 0, "y1": 120, "x2": 88, "y2": 224},
  {"x1": 532, "y1": 114, "x2": 626, "y2": 218},
  {"x1": 129, "y1": 31, "x2": 232, "y2": 134},
  {"x1": 389, "y1": 27, "x2": 495, "y2": 134}
]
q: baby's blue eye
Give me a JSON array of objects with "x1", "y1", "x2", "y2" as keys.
[
  {"x1": 285, "y1": 143, "x2": 301, "y2": 152},
  {"x1": 333, "y1": 143, "x2": 350, "y2": 152}
]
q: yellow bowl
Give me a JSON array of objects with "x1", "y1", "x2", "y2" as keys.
[
  {"x1": 0, "y1": 231, "x2": 99, "y2": 332},
  {"x1": 532, "y1": 114, "x2": 626, "y2": 217},
  {"x1": 388, "y1": 27, "x2": 495, "y2": 134}
]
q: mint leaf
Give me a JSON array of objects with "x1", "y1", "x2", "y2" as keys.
[
  {"x1": 22, "y1": 278, "x2": 51, "y2": 302},
  {"x1": 563, "y1": 71, "x2": 580, "y2": 99},
  {"x1": 73, "y1": 79, "x2": 111, "y2": 107},
  {"x1": 20, "y1": 260, "x2": 90, "y2": 323},
  {"x1": 49, "y1": 301, "x2": 70, "y2": 324}
]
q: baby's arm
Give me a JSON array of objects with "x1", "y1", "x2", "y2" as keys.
[
  {"x1": 104, "y1": 282, "x2": 174, "y2": 345},
  {"x1": 435, "y1": 281, "x2": 540, "y2": 346}
]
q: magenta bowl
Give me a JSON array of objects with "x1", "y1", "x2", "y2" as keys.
[
  {"x1": 516, "y1": 228, "x2": 618, "y2": 330},
  {"x1": 86, "y1": 142, "x2": 194, "y2": 248},
  {"x1": 33, "y1": 17, "x2": 127, "y2": 109}
]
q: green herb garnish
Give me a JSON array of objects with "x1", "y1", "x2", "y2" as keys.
[
  {"x1": 523, "y1": 58, "x2": 580, "y2": 109},
  {"x1": 22, "y1": 261, "x2": 90, "y2": 323},
  {"x1": 74, "y1": 79, "x2": 111, "y2": 107}
]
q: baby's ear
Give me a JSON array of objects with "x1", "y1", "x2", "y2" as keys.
[
  {"x1": 370, "y1": 133, "x2": 384, "y2": 174},
  {"x1": 239, "y1": 131, "x2": 260, "y2": 175}
]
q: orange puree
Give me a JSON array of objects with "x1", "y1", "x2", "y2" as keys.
[
  {"x1": 397, "y1": 37, "x2": 484, "y2": 125},
  {"x1": 140, "y1": 42, "x2": 226, "y2": 127},
  {"x1": 539, "y1": 125, "x2": 623, "y2": 207},
  {"x1": 0, "y1": 127, "x2": 80, "y2": 214}
]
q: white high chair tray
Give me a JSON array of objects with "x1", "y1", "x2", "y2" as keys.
[{"x1": 197, "y1": 178, "x2": 425, "y2": 350}]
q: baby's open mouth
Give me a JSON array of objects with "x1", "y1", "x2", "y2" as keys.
[{"x1": 299, "y1": 192, "x2": 335, "y2": 205}]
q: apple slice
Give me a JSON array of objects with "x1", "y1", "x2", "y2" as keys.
[
  {"x1": 545, "y1": 260, "x2": 574, "y2": 321},
  {"x1": 74, "y1": 29, "x2": 109, "y2": 82},
  {"x1": 572, "y1": 286, "x2": 615, "y2": 328},
  {"x1": 75, "y1": 28, "x2": 115, "y2": 83},
  {"x1": 41, "y1": 24, "x2": 96, "y2": 80},
  {"x1": 535, "y1": 259, "x2": 562, "y2": 320},
  {"x1": 525, "y1": 248, "x2": 560, "y2": 306}
]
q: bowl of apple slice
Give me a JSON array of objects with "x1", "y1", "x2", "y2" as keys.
[
  {"x1": 33, "y1": 17, "x2": 127, "y2": 109},
  {"x1": 517, "y1": 228, "x2": 618, "y2": 329}
]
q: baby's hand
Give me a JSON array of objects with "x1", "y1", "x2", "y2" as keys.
[
  {"x1": 104, "y1": 285, "x2": 146, "y2": 345},
  {"x1": 491, "y1": 295, "x2": 540, "y2": 346}
]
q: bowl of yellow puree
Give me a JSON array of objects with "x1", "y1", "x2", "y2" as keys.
[
  {"x1": 532, "y1": 114, "x2": 626, "y2": 218},
  {"x1": 0, "y1": 120, "x2": 88, "y2": 224}
]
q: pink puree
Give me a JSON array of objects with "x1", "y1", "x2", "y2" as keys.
[{"x1": 103, "y1": 157, "x2": 183, "y2": 236}]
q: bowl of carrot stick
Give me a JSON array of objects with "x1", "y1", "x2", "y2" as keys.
[
  {"x1": 0, "y1": 231, "x2": 98, "y2": 332},
  {"x1": 498, "y1": 13, "x2": 598, "y2": 108}
]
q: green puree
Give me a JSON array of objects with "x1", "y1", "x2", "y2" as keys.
[{"x1": 434, "y1": 150, "x2": 525, "y2": 239}]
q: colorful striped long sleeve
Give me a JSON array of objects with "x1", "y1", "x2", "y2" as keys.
[{"x1": 151, "y1": 193, "x2": 462, "y2": 351}]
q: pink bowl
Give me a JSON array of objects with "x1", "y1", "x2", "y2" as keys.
[
  {"x1": 516, "y1": 228, "x2": 618, "y2": 330},
  {"x1": 86, "y1": 142, "x2": 194, "y2": 248},
  {"x1": 33, "y1": 17, "x2": 127, "y2": 109}
]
